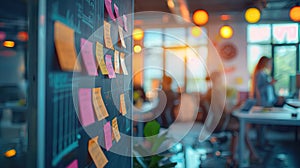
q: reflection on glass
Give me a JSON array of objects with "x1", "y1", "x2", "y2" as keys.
[
  {"x1": 247, "y1": 24, "x2": 271, "y2": 43},
  {"x1": 274, "y1": 46, "x2": 297, "y2": 96},
  {"x1": 272, "y1": 24, "x2": 298, "y2": 44}
]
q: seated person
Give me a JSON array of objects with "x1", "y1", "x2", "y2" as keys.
[{"x1": 153, "y1": 75, "x2": 179, "y2": 128}]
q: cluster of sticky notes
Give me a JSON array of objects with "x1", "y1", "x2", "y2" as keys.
[
  {"x1": 78, "y1": 88, "x2": 109, "y2": 127},
  {"x1": 88, "y1": 136, "x2": 108, "y2": 168},
  {"x1": 54, "y1": 21, "x2": 128, "y2": 77},
  {"x1": 104, "y1": 0, "x2": 128, "y2": 31}
]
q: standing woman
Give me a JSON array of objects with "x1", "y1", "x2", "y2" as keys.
[{"x1": 250, "y1": 56, "x2": 278, "y2": 107}]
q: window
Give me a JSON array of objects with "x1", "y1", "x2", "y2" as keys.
[
  {"x1": 247, "y1": 23, "x2": 300, "y2": 96},
  {"x1": 142, "y1": 27, "x2": 208, "y2": 94}
]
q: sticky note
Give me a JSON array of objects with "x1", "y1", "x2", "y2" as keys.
[
  {"x1": 104, "y1": 0, "x2": 116, "y2": 21},
  {"x1": 114, "y1": 4, "x2": 124, "y2": 27},
  {"x1": 114, "y1": 50, "x2": 120, "y2": 73},
  {"x1": 123, "y1": 15, "x2": 128, "y2": 32},
  {"x1": 120, "y1": 53, "x2": 128, "y2": 75},
  {"x1": 54, "y1": 21, "x2": 81, "y2": 72},
  {"x1": 88, "y1": 136, "x2": 108, "y2": 168},
  {"x1": 103, "y1": 21, "x2": 114, "y2": 50},
  {"x1": 104, "y1": 122, "x2": 112, "y2": 150},
  {"x1": 118, "y1": 26, "x2": 126, "y2": 48},
  {"x1": 95, "y1": 42, "x2": 109, "y2": 75},
  {"x1": 66, "y1": 160, "x2": 78, "y2": 168},
  {"x1": 92, "y1": 88, "x2": 109, "y2": 121},
  {"x1": 112, "y1": 117, "x2": 121, "y2": 142},
  {"x1": 78, "y1": 88, "x2": 95, "y2": 127},
  {"x1": 105, "y1": 55, "x2": 116, "y2": 78},
  {"x1": 80, "y1": 38, "x2": 98, "y2": 76},
  {"x1": 120, "y1": 93, "x2": 127, "y2": 115}
]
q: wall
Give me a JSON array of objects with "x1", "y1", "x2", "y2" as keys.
[{"x1": 207, "y1": 21, "x2": 249, "y2": 91}]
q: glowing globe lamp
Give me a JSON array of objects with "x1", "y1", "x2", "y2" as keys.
[
  {"x1": 191, "y1": 26, "x2": 202, "y2": 37},
  {"x1": 134, "y1": 44, "x2": 142, "y2": 53},
  {"x1": 193, "y1": 9, "x2": 209, "y2": 26},
  {"x1": 290, "y1": 6, "x2": 300, "y2": 22},
  {"x1": 133, "y1": 28, "x2": 144, "y2": 41},
  {"x1": 220, "y1": 25, "x2": 233, "y2": 39},
  {"x1": 245, "y1": 8, "x2": 261, "y2": 23}
]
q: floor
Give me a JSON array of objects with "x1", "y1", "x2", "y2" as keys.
[{"x1": 165, "y1": 126, "x2": 300, "y2": 168}]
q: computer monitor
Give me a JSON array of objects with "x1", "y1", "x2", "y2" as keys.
[
  {"x1": 296, "y1": 73, "x2": 300, "y2": 89},
  {"x1": 289, "y1": 75, "x2": 296, "y2": 97}
]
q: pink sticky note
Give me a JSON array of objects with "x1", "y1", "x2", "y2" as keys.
[
  {"x1": 78, "y1": 88, "x2": 95, "y2": 127},
  {"x1": 105, "y1": 0, "x2": 116, "y2": 21},
  {"x1": 104, "y1": 122, "x2": 112, "y2": 150},
  {"x1": 80, "y1": 38, "x2": 98, "y2": 76},
  {"x1": 105, "y1": 55, "x2": 116, "y2": 78},
  {"x1": 67, "y1": 160, "x2": 78, "y2": 168},
  {"x1": 123, "y1": 15, "x2": 128, "y2": 32},
  {"x1": 114, "y1": 4, "x2": 124, "y2": 27}
]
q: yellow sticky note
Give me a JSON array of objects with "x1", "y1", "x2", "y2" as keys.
[
  {"x1": 96, "y1": 42, "x2": 109, "y2": 75},
  {"x1": 120, "y1": 94, "x2": 127, "y2": 115},
  {"x1": 120, "y1": 52, "x2": 128, "y2": 75},
  {"x1": 54, "y1": 21, "x2": 81, "y2": 72},
  {"x1": 112, "y1": 117, "x2": 121, "y2": 142},
  {"x1": 88, "y1": 136, "x2": 108, "y2": 168},
  {"x1": 92, "y1": 88, "x2": 109, "y2": 121},
  {"x1": 118, "y1": 26, "x2": 126, "y2": 48},
  {"x1": 104, "y1": 21, "x2": 114, "y2": 50},
  {"x1": 114, "y1": 50, "x2": 120, "y2": 74}
]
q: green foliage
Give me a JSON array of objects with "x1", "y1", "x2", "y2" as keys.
[{"x1": 133, "y1": 120, "x2": 177, "y2": 168}]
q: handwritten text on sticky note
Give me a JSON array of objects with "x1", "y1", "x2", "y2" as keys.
[
  {"x1": 112, "y1": 117, "x2": 121, "y2": 142},
  {"x1": 95, "y1": 42, "x2": 109, "y2": 75},
  {"x1": 88, "y1": 136, "x2": 108, "y2": 168},
  {"x1": 92, "y1": 88, "x2": 109, "y2": 121},
  {"x1": 104, "y1": 21, "x2": 114, "y2": 50},
  {"x1": 120, "y1": 93, "x2": 127, "y2": 115},
  {"x1": 114, "y1": 50, "x2": 120, "y2": 73}
]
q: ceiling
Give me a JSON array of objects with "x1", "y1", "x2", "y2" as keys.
[{"x1": 134, "y1": 0, "x2": 300, "y2": 24}]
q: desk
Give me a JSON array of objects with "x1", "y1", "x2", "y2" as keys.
[{"x1": 233, "y1": 106, "x2": 300, "y2": 167}]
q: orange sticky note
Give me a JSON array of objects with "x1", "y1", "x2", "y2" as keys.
[
  {"x1": 118, "y1": 26, "x2": 126, "y2": 48},
  {"x1": 95, "y1": 42, "x2": 109, "y2": 75},
  {"x1": 104, "y1": 21, "x2": 114, "y2": 50},
  {"x1": 120, "y1": 93, "x2": 127, "y2": 115},
  {"x1": 92, "y1": 88, "x2": 109, "y2": 121},
  {"x1": 88, "y1": 136, "x2": 108, "y2": 168},
  {"x1": 112, "y1": 117, "x2": 121, "y2": 142},
  {"x1": 54, "y1": 21, "x2": 81, "y2": 72},
  {"x1": 120, "y1": 52, "x2": 128, "y2": 75},
  {"x1": 114, "y1": 50, "x2": 120, "y2": 74}
]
